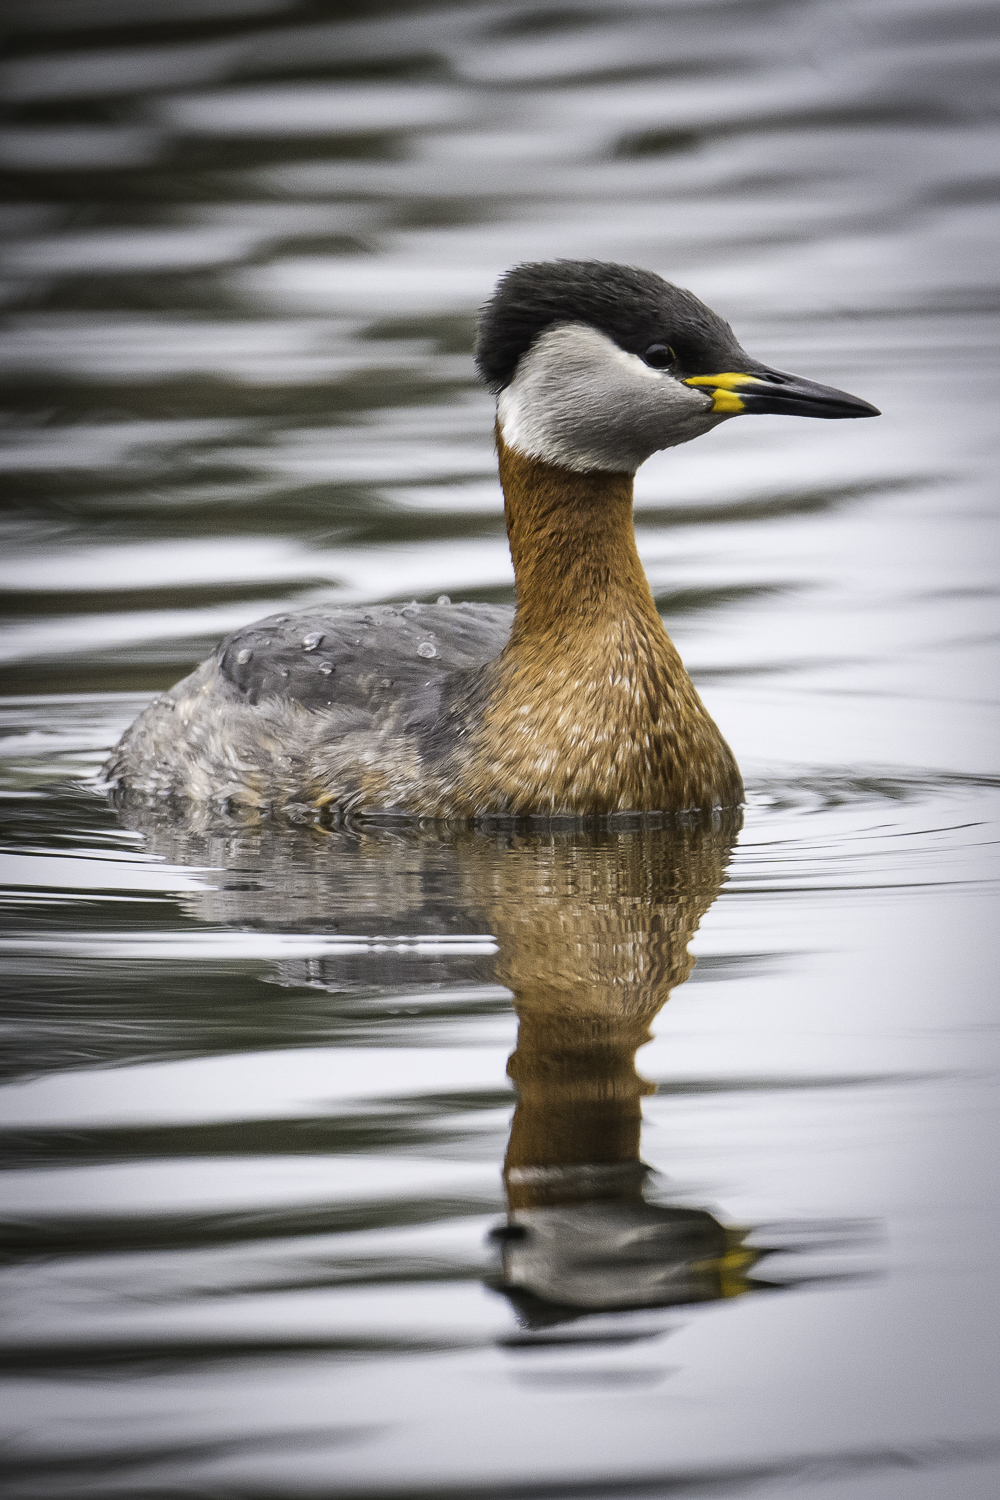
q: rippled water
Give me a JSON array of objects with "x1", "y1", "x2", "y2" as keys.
[{"x1": 1, "y1": 2, "x2": 999, "y2": 1496}]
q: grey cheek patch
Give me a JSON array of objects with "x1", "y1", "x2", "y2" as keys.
[{"x1": 498, "y1": 323, "x2": 723, "y2": 473}]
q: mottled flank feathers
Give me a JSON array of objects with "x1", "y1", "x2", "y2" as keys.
[{"x1": 107, "y1": 602, "x2": 513, "y2": 819}]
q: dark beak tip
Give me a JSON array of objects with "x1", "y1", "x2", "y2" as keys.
[
  {"x1": 815, "y1": 401, "x2": 882, "y2": 420},
  {"x1": 838, "y1": 398, "x2": 881, "y2": 420},
  {"x1": 740, "y1": 373, "x2": 882, "y2": 421}
]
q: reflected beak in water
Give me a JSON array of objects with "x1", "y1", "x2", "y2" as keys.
[{"x1": 684, "y1": 369, "x2": 881, "y2": 419}]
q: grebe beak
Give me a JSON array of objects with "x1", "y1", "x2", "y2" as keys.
[{"x1": 684, "y1": 369, "x2": 880, "y2": 419}]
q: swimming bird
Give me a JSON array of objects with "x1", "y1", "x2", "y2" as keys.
[{"x1": 107, "y1": 260, "x2": 878, "y2": 822}]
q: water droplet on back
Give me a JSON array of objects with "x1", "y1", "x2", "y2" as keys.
[
  {"x1": 437, "y1": 594, "x2": 451, "y2": 605},
  {"x1": 236, "y1": 647, "x2": 252, "y2": 665},
  {"x1": 318, "y1": 661, "x2": 334, "y2": 675},
  {"x1": 417, "y1": 641, "x2": 437, "y2": 659},
  {"x1": 302, "y1": 631, "x2": 324, "y2": 651}
]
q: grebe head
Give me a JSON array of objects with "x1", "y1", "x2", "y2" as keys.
[{"x1": 476, "y1": 259, "x2": 880, "y2": 474}]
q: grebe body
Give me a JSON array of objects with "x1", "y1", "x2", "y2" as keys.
[{"x1": 108, "y1": 261, "x2": 878, "y2": 820}]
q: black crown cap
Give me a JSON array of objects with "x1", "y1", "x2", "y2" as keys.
[{"x1": 475, "y1": 259, "x2": 751, "y2": 392}]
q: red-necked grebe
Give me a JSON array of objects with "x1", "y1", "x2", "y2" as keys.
[{"x1": 107, "y1": 260, "x2": 879, "y2": 821}]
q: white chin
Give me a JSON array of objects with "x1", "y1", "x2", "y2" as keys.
[{"x1": 497, "y1": 322, "x2": 723, "y2": 474}]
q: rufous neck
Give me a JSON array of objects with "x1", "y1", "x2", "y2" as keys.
[{"x1": 497, "y1": 429, "x2": 660, "y2": 636}]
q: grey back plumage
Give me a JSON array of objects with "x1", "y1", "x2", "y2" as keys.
[
  {"x1": 219, "y1": 602, "x2": 513, "y2": 712},
  {"x1": 107, "y1": 602, "x2": 515, "y2": 814}
]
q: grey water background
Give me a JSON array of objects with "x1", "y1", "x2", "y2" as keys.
[{"x1": 1, "y1": 1, "x2": 999, "y2": 1496}]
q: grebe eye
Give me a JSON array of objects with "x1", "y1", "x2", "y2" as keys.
[{"x1": 643, "y1": 343, "x2": 676, "y2": 369}]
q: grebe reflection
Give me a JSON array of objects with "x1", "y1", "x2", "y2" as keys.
[
  {"x1": 481, "y1": 811, "x2": 763, "y2": 1319},
  {"x1": 122, "y1": 806, "x2": 769, "y2": 1317}
]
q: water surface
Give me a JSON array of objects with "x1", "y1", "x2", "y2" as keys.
[{"x1": 1, "y1": 2, "x2": 999, "y2": 1497}]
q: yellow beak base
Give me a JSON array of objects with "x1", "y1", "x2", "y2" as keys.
[{"x1": 683, "y1": 372, "x2": 765, "y2": 415}]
